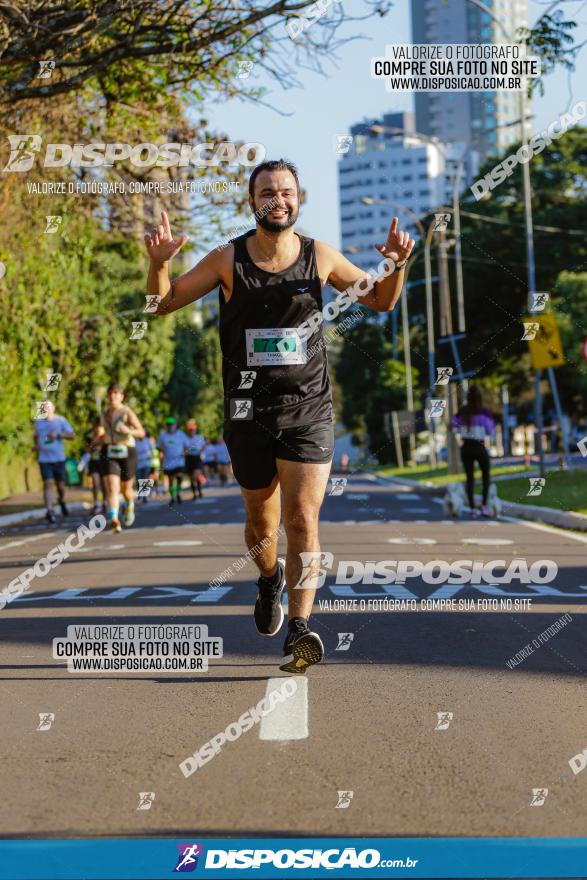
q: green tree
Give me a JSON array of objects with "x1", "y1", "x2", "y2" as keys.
[
  {"x1": 165, "y1": 309, "x2": 224, "y2": 437},
  {"x1": 334, "y1": 316, "x2": 412, "y2": 464},
  {"x1": 552, "y1": 271, "x2": 587, "y2": 418}
]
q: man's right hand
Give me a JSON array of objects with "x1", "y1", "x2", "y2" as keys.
[{"x1": 144, "y1": 211, "x2": 188, "y2": 266}]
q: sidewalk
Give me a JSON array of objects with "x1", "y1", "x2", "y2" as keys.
[
  {"x1": 377, "y1": 472, "x2": 587, "y2": 533},
  {"x1": 0, "y1": 487, "x2": 92, "y2": 527}
]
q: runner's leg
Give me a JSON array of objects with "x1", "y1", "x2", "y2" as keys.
[
  {"x1": 240, "y1": 475, "x2": 281, "y2": 578},
  {"x1": 478, "y1": 446, "x2": 491, "y2": 507},
  {"x1": 104, "y1": 473, "x2": 121, "y2": 519},
  {"x1": 56, "y1": 478, "x2": 66, "y2": 505},
  {"x1": 277, "y1": 459, "x2": 331, "y2": 621},
  {"x1": 461, "y1": 445, "x2": 476, "y2": 509},
  {"x1": 43, "y1": 479, "x2": 53, "y2": 513}
]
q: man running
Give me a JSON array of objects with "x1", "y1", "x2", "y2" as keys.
[
  {"x1": 185, "y1": 420, "x2": 206, "y2": 499},
  {"x1": 157, "y1": 417, "x2": 188, "y2": 506},
  {"x1": 86, "y1": 417, "x2": 105, "y2": 515},
  {"x1": 135, "y1": 432, "x2": 154, "y2": 504},
  {"x1": 144, "y1": 158, "x2": 414, "y2": 673},
  {"x1": 33, "y1": 400, "x2": 75, "y2": 524},
  {"x1": 94, "y1": 383, "x2": 145, "y2": 532},
  {"x1": 215, "y1": 435, "x2": 232, "y2": 486}
]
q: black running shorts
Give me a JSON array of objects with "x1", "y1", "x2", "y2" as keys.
[
  {"x1": 185, "y1": 455, "x2": 202, "y2": 472},
  {"x1": 100, "y1": 447, "x2": 137, "y2": 481},
  {"x1": 223, "y1": 419, "x2": 334, "y2": 490},
  {"x1": 164, "y1": 465, "x2": 184, "y2": 478}
]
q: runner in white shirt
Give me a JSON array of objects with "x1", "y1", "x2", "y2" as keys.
[
  {"x1": 184, "y1": 420, "x2": 206, "y2": 500},
  {"x1": 200, "y1": 438, "x2": 218, "y2": 483},
  {"x1": 157, "y1": 417, "x2": 189, "y2": 506},
  {"x1": 33, "y1": 401, "x2": 75, "y2": 524},
  {"x1": 214, "y1": 435, "x2": 233, "y2": 486}
]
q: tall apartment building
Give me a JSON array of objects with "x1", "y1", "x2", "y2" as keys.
[
  {"x1": 411, "y1": 0, "x2": 529, "y2": 162},
  {"x1": 338, "y1": 111, "x2": 474, "y2": 270}
]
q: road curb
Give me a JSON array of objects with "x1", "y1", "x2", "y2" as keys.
[{"x1": 376, "y1": 473, "x2": 587, "y2": 532}]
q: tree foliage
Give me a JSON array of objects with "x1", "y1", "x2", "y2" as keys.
[{"x1": 334, "y1": 316, "x2": 412, "y2": 464}]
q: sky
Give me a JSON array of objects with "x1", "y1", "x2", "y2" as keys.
[{"x1": 204, "y1": 0, "x2": 587, "y2": 249}]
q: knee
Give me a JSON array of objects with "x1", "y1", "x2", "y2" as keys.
[
  {"x1": 283, "y1": 505, "x2": 319, "y2": 536},
  {"x1": 246, "y1": 514, "x2": 277, "y2": 541}
]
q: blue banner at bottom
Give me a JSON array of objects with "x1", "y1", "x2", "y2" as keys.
[{"x1": 0, "y1": 837, "x2": 585, "y2": 879}]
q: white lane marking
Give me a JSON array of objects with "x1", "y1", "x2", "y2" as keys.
[
  {"x1": 405, "y1": 508, "x2": 431, "y2": 514},
  {"x1": 347, "y1": 494, "x2": 369, "y2": 500},
  {"x1": 397, "y1": 493, "x2": 421, "y2": 501},
  {"x1": 388, "y1": 537, "x2": 437, "y2": 545},
  {"x1": 153, "y1": 540, "x2": 203, "y2": 547},
  {"x1": 259, "y1": 677, "x2": 308, "y2": 741},
  {"x1": 461, "y1": 538, "x2": 513, "y2": 546},
  {"x1": 76, "y1": 544, "x2": 125, "y2": 553},
  {"x1": 500, "y1": 514, "x2": 587, "y2": 545},
  {"x1": 0, "y1": 533, "x2": 54, "y2": 552}
]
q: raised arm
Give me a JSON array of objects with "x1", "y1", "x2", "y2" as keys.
[
  {"x1": 144, "y1": 211, "x2": 229, "y2": 315},
  {"x1": 316, "y1": 217, "x2": 414, "y2": 313}
]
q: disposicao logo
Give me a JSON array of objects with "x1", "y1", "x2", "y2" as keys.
[
  {"x1": 174, "y1": 843, "x2": 204, "y2": 872},
  {"x1": 2, "y1": 136, "x2": 265, "y2": 172}
]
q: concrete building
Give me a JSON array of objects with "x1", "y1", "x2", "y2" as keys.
[
  {"x1": 411, "y1": 0, "x2": 529, "y2": 162},
  {"x1": 338, "y1": 111, "x2": 472, "y2": 270}
]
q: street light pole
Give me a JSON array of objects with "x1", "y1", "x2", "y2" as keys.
[
  {"x1": 453, "y1": 161, "x2": 466, "y2": 335},
  {"x1": 464, "y1": 0, "x2": 546, "y2": 475},
  {"x1": 361, "y1": 196, "x2": 437, "y2": 465}
]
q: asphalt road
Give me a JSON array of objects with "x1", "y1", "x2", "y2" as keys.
[{"x1": 0, "y1": 474, "x2": 585, "y2": 840}]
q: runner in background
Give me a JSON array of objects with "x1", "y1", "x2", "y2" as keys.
[
  {"x1": 452, "y1": 385, "x2": 495, "y2": 518},
  {"x1": 94, "y1": 383, "x2": 145, "y2": 532},
  {"x1": 185, "y1": 420, "x2": 206, "y2": 499},
  {"x1": 86, "y1": 417, "x2": 105, "y2": 515},
  {"x1": 135, "y1": 433, "x2": 154, "y2": 503},
  {"x1": 201, "y1": 437, "x2": 218, "y2": 483},
  {"x1": 157, "y1": 417, "x2": 188, "y2": 506},
  {"x1": 149, "y1": 436, "x2": 164, "y2": 495},
  {"x1": 215, "y1": 435, "x2": 232, "y2": 486},
  {"x1": 33, "y1": 400, "x2": 75, "y2": 524}
]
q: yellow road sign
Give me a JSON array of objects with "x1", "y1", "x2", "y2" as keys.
[{"x1": 522, "y1": 314, "x2": 564, "y2": 369}]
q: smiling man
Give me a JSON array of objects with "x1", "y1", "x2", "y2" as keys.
[{"x1": 144, "y1": 159, "x2": 414, "y2": 673}]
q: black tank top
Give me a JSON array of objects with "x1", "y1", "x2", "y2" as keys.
[{"x1": 219, "y1": 230, "x2": 333, "y2": 429}]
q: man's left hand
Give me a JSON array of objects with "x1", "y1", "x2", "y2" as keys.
[{"x1": 374, "y1": 217, "x2": 415, "y2": 266}]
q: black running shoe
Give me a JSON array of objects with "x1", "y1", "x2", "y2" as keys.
[
  {"x1": 177, "y1": 492, "x2": 182, "y2": 504},
  {"x1": 46, "y1": 510, "x2": 57, "y2": 525},
  {"x1": 59, "y1": 500, "x2": 69, "y2": 517},
  {"x1": 279, "y1": 620, "x2": 324, "y2": 674},
  {"x1": 254, "y1": 560, "x2": 285, "y2": 636}
]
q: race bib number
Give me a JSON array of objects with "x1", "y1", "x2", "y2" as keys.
[
  {"x1": 459, "y1": 426, "x2": 486, "y2": 441},
  {"x1": 107, "y1": 444, "x2": 128, "y2": 459},
  {"x1": 245, "y1": 328, "x2": 307, "y2": 366}
]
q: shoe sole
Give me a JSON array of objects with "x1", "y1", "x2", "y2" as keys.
[
  {"x1": 279, "y1": 632, "x2": 324, "y2": 674},
  {"x1": 254, "y1": 558, "x2": 286, "y2": 637}
]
